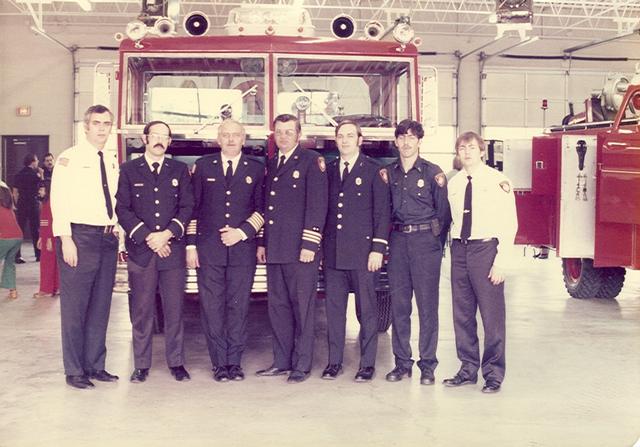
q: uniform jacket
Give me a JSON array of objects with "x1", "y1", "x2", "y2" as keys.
[
  {"x1": 187, "y1": 153, "x2": 265, "y2": 267},
  {"x1": 386, "y1": 156, "x2": 451, "y2": 242},
  {"x1": 323, "y1": 154, "x2": 391, "y2": 271},
  {"x1": 260, "y1": 146, "x2": 328, "y2": 264},
  {"x1": 115, "y1": 157, "x2": 194, "y2": 270}
]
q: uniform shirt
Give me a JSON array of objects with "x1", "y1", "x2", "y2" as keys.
[
  {"x1": 338, "y1": 152, "x2": 359, "y2": 179},
  {"x1": 143, "y1": 154, "x2": 165, "y2": 173},
  {"x1": 13, "y1": 166, "x2": 40, "y2": 207},
  {"x1": 51, "y1": 141, "x2": 119, "y2": 237},
  {"x1": 386, "y1": 156, "x2": 451, "y2": 231},
  {"x1": 323, "y1": 154, "x2": 391, "y2": 271},
  {"x1": 448, "y1": 163, "x2": 518, "y2": 269},
  {"x1": 261, "y1": 146, "x2": 328, "y2": 264}
]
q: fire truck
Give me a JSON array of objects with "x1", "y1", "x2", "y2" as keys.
[
  {"x1": 510, "y1": 67, "x2": 640, "y2": 299},
  {"x1": 115, "y1": 6, "x2": 430, "y2": 331}
]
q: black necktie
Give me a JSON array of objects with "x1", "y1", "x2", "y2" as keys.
[
  {"x1": 97, "y1": 151, "x2": 113, "y2": 219},
  {"x1": 341, "y1": 161, "x2": 349, "y2": 185},
  {"x1": 225, "y1": 160, "x2": 233, "y2": 184},
  {"x1": 278, "y1": 154, "x2": 286, "y2": 170},
  {"x1": 152, "y1": 162, "x2": 160, "y2": 178},
  {"x1": 460, "y1": 175, "x2": 472, "y2": 241}
]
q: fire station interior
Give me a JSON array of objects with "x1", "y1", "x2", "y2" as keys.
[{"x1": 1, "y1": 1, "x2": 639, "y2": 446}]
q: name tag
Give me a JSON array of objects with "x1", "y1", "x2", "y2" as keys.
[
  {"x1": 207, "y1": 178, "x2": 216, "y2": 182},
  {"x1": 134, "y1": 183, "x2": 144, "y2": 187}
]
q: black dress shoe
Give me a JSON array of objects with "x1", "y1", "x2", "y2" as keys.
[
  {"x1": 321, "y1": 364, "x2": 343, "y2": 380},
  {"x1": 385, "y1": 366, "x2": 412, "y2": 382},
  {"x1": 287, "y1": 370, "x2": 310, "y2": 384},
  {"x1": 130, "y1": 368, "x2": 149, "y2": 383},
  {"x1": 482, "y1": 380, "x2": 501, "y2": 393},
  {"x1": 420, "y1": 369, "x2": 435, "y2": 385},
  {"x1": 170, "y1": 365, "x2": 190, "y2": 382},
  {"x1": 354, "y1": 367, "x2": 375, "y2": 382},
  {"x1": 255, "y1": 365, "x2": 291, "y2": 377},
  {"x1": 15, "y1": 258, "x2": 26, "y2": 264},
  {"x1": 66, "y1": 375, "x2": 94, "y2": 389},
  {"x1": 213, "y1": 366, "x2": 229, "y2": 382},
  {"x1": 443, "y1": 373, "x2": 478, "y2": 387},
  {"x1": 227, "y1": 365, "x2": 245, "y2": 381},
  {"x1": 87, "y1": 369, "x2": 119, "y2": 382}
]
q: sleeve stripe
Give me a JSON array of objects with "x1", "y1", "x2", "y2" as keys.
[
  {"x1": 186, "y1": 219, "x2": 197, "y2": 236},
  {"x1": 257, "y1": 228, "x2": 264, "y2": 238},
  {"x1": 302, "y1": 236, "x2": 321, "y2": 244},
  {"x1": 129, "y1": 222, "x2": 144, "y2": 239},
  {"x1": 171, "y1": 218, "x2": 185, "y2": 236},
  {"x1": 302, "y1": 229, "x2": 322, "y2": 237},
  {"x1": 40, "y1": 220, "x2": 49, "y2": 226},
  {"x1": 372, "y1": 238, "x2": 388, "y2": 245},
  {"x1": 246, "y1": 212, "x2": 264, "y2": 232}
]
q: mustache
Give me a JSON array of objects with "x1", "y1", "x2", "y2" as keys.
[{"x1": 153, "y1": 143, "x2": 165, "y2": 150}]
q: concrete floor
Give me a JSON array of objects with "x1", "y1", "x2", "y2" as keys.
[{"x1": 1, "y1": 245, "x2": 639, "y2": 447}]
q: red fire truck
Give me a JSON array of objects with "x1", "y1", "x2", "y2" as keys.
[
  {"x1": 115, "y1": 7, "x2": 428, "y2": 331},
  {"x1": 512, "y1": 68, "x2": 640, "y2": 299}
]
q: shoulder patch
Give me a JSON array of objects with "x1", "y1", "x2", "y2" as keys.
[
  {"x1": 379, "y1": 168, "x2": 388, "y2": 184},
  {"x1": 317, "y1": 156, "x2": 326, "y2": 173},
  {"x1": 58, "y1": 157, "x2": 69, "y2": 167},
  {"x1": 435, "y1": 172, "x2": 446, "y2": 188},
  {"x1": 499, "y1": 180, "x2": 511, "y2": 193}
]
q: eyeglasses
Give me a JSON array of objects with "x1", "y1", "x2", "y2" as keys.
[{"x1": 148, "y1": 133, "x2": 170, "y2": 141}]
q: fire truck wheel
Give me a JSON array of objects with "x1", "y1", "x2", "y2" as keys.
[
  {"x1": 595, "y1": 267, "x2": 625, "y2": 299},
  {"x1": 562, "y1": 258, "x2": 603, "y2": 299},
  {"x1": 377, "y1": 290, "x2": 392, "y2": 332}
]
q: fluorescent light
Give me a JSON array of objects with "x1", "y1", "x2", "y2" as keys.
[{"x1": 75, "y1": 0, "x2": 91, "y2": 11}]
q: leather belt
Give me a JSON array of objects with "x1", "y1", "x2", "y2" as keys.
[
  {"x1": 453, "y1": 238, "x2": 497, "y2": 245},
  {"x1": 392, "y1": 223, "x2": 431, "y2": 233},
  {"x1": 71, "y1": 223, "x2": 115, "y2": 234}
]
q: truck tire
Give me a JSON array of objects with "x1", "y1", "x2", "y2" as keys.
[
  {"x1": 377, "y1": 290, "x2": 392, "y2": 333},
  {"x1": 595, "y1": 267, "x2": 625, "y2": 299},
  {"x1": 562, "y1": 258, "x2": 624, "y2": 299}
]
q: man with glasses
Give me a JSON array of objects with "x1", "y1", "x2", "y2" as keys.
[
  {"x1": 186, "y1": 119, "x2": 265, "y2": 382},
  {"x1": 256, "y1": 114, "x2": 328, "y2": 383},
  {"x1": 384, "y1": 119, "x2": 451, "y2": 385},
  {"x1": 51, "y1": 105, "x2": 120, "y2": 389},
  {"x1": 115, "y1": 120, "x2": 194, "y2": 383}
]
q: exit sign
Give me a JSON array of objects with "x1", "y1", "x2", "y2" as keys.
[{"x1": 16, "y1": 106, "x2": 31, "y2": 117}]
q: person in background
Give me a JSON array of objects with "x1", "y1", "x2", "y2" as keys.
[
  {"x1": 42, "y1": 153, "x2": 55, "y2": 186},
  {"x1": 34, "y1": 181, "x2": 59, "y2": 298},
  {"x1": 12, "y1": 153, "x2": 43, "y2": 263},
  {"x1": 0, "y1": 181, "x2": 23, "y2": 300}
]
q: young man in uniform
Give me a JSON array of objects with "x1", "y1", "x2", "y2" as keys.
[
  {"x1": 444, "y1": 131, "x2": 517, "y2": 393},
  {"x1": 51, "y1": 105, "x2": 120, "y2": 389},
  {"x1": 321, "y1": 120, "x2": 390, "y2": 382},
  {"x1": 384, "y1": 119, "x2": 451, "y2": 385},
  {"x1": 187, "y1": 119, "x2": 265, "y2": 382},
  {"x1": 115, "y1": 120, "x2": 194, "y2": 383},
  {"x1": 256, "y1": 114, "x2": 328, "y2": 383}
]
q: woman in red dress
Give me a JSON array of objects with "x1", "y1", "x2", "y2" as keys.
[
  {"x1": 0, "y1": 182, "x2": 22, "y2": 299},
  {"x1": 33, "y1": 182, "x2": 59, "y2": 298}
]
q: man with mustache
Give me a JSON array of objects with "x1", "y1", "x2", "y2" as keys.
[{"x1": 115, "y1": 120, "x2": 194, "y2": 383}]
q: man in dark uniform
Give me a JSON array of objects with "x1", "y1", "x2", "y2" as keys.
[
  {"x1": 322, "y1": 120, "x2": 390, "y2": 382},
  {"x1": 384, "y1": 119, "x2": 451, "y2": 385},
  {"x1": 444, "y1": 131, "x2": 517, "y2": 393},
  {"x1": 13, "y1": 153, "x2": 43, "y2": 263},
  {"x1": 115, "y1": 120, "x2": 194, "y2": 383},
  {"x1": 186, "y1": 119, "x2": 265, "y2": 382},
  {"x1": 256, "y1": 114, "x2": 328, "y2": 383},
  {"x1": 51, "y1": 104, "x2": 120, "y2": 389},
  {"x1": 42, "y1": 153, "x2": 55, "y2": 186}
]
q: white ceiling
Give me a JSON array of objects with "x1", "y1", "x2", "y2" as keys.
[{"x1": 3, "y1": 0, "x2": 640, "y2": 41}]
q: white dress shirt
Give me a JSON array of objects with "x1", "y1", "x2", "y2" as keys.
[
  {"x1": 51, "y1": 141, "x2": 119, "y2": 236},
  {"x1": 339, "y1": 152, "x2": 360, "y2": 179}
]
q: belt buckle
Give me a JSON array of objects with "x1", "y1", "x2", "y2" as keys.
[{"x1": 402, "y1": 225, "x2": 413, "y2": 234}]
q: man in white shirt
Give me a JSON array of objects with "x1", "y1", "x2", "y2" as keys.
[
  {"x1": 444, "y1": 131, "x2": 518, "y2": 393},
  {"x1": 51, "y1": 105, "x2": 120, "y2": 389}
]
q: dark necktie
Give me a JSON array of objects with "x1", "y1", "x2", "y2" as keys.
[
  {"x1": 278, "y1": 154, "x2": 286, "y2": 170},
  {"x1": 97, "y1": 151, "x2": 113, "y2": 220},
  {"x1": 341, "y1": 161, "x2": 349, "y2": 185},
  {"x1": 225, "y1": 160, "x2": 233, "y2": 185},
  {"x1": 460, "y1": 175, "x2": 472, "y2": 241},
  {"x1": 152, "y1": 162, "x2": 160, "y2": 178}
]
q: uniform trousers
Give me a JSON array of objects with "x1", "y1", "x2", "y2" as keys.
[
  {"x1": 324, "y1": 267, "x2": 378, "y2": 368},
  {"x1": 38, "y1": 237, "x2": 59, "y2": 294},
  {"x1": 388, "y1": 230, "x2": 442, "y2": 372},
  {"x1": 127, "y1": 255, "x2": 186, "y2": 369},
  {"x1": 0, "y1": 239, "x2": 21, "y2": 289},
  {"x1": 16, "y1": 203, "x2": 40, "y2": 260},
  {"x1": 450, "y1": 239, "x2": 506, "y2": 383},
  {"x1": 57, "y1": 224, "x2": 117, "y2": 376},
  {"x1": 197, "y1": 263, "x2": 256, "y2": 368},
  {"x1": 267, "y1": 259, "x2": 320, "y2": 373}
]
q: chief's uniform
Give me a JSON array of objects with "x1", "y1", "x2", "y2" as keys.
[
  {"x1": 51, "y1": 142, "x2": 119, "y2": 377},
  {"x1": 448, "y1": 163, "x2": 517, "y2": 384},
  {"x1": 386, "y1": 157, "x2": 451, "y2": 374},
  {"x1": 260, "y1": 146, "x2": 328, "y2": 373},
  {"x1": 323, "y1": 154, "x2": 390, "y2": 368},
  {"x1": 115, "y1": 156, "x2": 194, "y2": 370},
  {"x1": 187, "y1": 153, "x2": 265, "y2": 369}
]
